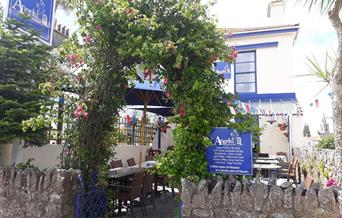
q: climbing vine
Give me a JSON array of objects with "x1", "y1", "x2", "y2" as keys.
[{"x1": 38, "y1": 0, "x2": 261, "y2": 183}]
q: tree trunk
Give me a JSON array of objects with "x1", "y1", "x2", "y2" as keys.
[{"x1": 329, "y1": 0, "x2": 342, "y2": 185}]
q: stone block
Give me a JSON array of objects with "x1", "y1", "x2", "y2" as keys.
[
  {"x1": 269, "y1": 185, "x2": 284, "y2": 209},
  {"x1": 318, "y1": 188, "x2": 336, "y2": 213},
  {"x1": 181, "y1": 178, "x2": 197, "y2": 204},
  {"x1": 192, "y1": 180, "x2": 209, "y2": 208},
  {"x1": 283, "y1": 187, "x2": 293, "y2": 209},
  {"x1": 249, "y1": 182, "x2": 268, "y2": 211}
]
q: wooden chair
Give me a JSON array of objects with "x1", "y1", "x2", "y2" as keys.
[
  {"x1": 115, "y1": 171, "x2": 145, "y2": 217},
  {"x1": 127, "y1": 158, "x2": 136, "y2": 167},
  {"x1": 276, "y1": 152, "x2": 287, "y2": 157},
  {"x1": 111, "y1": 160, "x2": 123, "y2": 168},
  {"x1": 141, "y1": 172, "x2": 155, "y2": 216},
  {"x1": 145, "y1": 155, "x2": 154, "y2": 161},
  {"x1": 304, "y1": 175, "x2": 314, "y2": 190},
  {"x1": 279, "y1": 156, "x2": 299, "y2": 183}
]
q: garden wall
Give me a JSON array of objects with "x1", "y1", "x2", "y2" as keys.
[
  {"x1": 0, "y1": 167, "x2": 80, "y2": 218},
  {"x1": 181, "y1": 177, "x2": 342, "y2": 218},
  {"x1": 293, "y1": 146, "x2": 335, "y2": 184}
]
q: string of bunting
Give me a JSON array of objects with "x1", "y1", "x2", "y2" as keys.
[{"x1": 232, "y1": 99, "x2": 299, "y2": 116}]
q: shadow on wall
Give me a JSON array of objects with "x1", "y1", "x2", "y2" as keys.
[{"x1": 0, "y1": 141, "x2": 63, "y2": 169}]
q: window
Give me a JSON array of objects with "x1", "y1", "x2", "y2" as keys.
[{"x1": 234, "y1": 51, "x2": 256, "y2": 93}]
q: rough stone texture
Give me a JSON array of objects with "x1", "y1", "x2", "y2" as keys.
[
  {"x1": 0, "y1": 167, "x2": 80, "y2": 218},
  {"x1": 293, "y1": 146, "x2": 336, "y2": 184},
  {"x1": 181, "y1": 178, "x2": 342, "y2": 218}
]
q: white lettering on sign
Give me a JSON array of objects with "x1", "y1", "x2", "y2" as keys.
[
  {"x1": 214, "y1": 129, "x2": 242, "y2": 146},
  {"x1": 11, "y1": 0, "x2": 49, "y2": 27}
]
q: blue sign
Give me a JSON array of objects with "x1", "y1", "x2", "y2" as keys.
[
  {"x1": 7, "y1": 0, "x2": 55, "y2": 44},
  {"x1": 215, "y1": 62, "x2": 231, "y2": 79},
  {"x1": 206, "y1": 128, "x2": 253, "y2": 175}
]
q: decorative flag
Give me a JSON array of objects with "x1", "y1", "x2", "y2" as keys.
[
  {"x1": 246, "y1": 102, "x2": 250, "y2": 113},
  {"x1": 315, "y1": 99, "x2": 319, "y2": 107}
]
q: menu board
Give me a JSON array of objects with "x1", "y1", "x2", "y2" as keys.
[{"x1": 206, "y1": 128, "x2": 253, "y2": 175}]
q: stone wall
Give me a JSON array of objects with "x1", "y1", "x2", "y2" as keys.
[
  {"x1": 293, "y1": 146, "x2": 336, "y2": 184},
  {"x1": 0, "y1": 167, "x2": 80, "y2": 218},
  {"x1": 181, "y1": 177, "x2": 342, "y2": 218}
]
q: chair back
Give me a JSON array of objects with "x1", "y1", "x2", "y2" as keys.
[
  {"x1": 111, "y1": 160, "x2": 123, "y2": 168},
  {"x1": 130, "y1": 171, "x2": 144, "y2": 198},
  {"x1": 127, "y1": 158, "x2": 136, "y2": 167},
  {"x1": 145, "y1": 155, "x2": 154, "y2": 161},
  {"x1": 304, "y1": 175, "x2": 314, "y2": 189},
  {"x1": 276, "y1": 152, "x2": 287, "y2": 157},
  {"x1": 142, "y1": 172, "x2": 155, "y2": 194},
  {"x1": 258, "y1": 153, "x2": 269, "y2": 158}
]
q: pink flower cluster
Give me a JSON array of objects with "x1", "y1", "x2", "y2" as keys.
[
  {"x1": 230, "y1": 47, "x2": 238, "y2": 60},
  {"x1": 95, "y1": 24, "x2": 102, "y2": 31},
  {"x1": 66, "y1": 54, "x2": 83, "y2": 68},
  {"x1": 165, "y1": 90, "x2": 170, "y2": 98},
  {"x1": 325, "y1": 178, "x2": 337, "y2": 188},
  {"x1": 83, "y1": 35, "x2": 93, "y2": 43},
  {"x1": 73, "y1": 105, "x2": 88, "y2": 119},
  {"x1": 178, "y1": 104, "x2": 186, "y2": 117}
]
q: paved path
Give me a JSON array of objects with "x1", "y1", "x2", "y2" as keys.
[{"x1": 112, "y1": 189, "x2": 180, "y2": 218}]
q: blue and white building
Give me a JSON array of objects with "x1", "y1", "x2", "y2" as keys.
[{"x1": 221, "y1": 22, "x2": 304, "y2": 156}]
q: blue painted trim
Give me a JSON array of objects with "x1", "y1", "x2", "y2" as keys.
[
  {"x1": 235, "y1": 42, "x2": 278, "y2": 51},
  {"x1": 234, "y1": 51, "x2": 257, "y2": 94},
  {"x1": 231, "y1": 27, "x2": 299, "y2": 38},
  {"x1": 238, "y1": 93, "x2": 297, "y2": 102}
]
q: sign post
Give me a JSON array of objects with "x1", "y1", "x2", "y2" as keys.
[
  {"x1": 206, "y1": 128, "x2": 253, "y2": 175},
  {"x1": 6, "y1": 0, "x2": 56, "y2": 45}
]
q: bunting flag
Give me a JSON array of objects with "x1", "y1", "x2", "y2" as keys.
[{"x1": 315, "y1": 99, "x2": 319, "y2": 107}]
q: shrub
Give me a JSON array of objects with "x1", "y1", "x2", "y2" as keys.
[{"x1": 316, "y1": 135, "x2": 335, "y2": 149}]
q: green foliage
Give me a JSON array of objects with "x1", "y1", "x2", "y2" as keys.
[
  {"x1": 16, "y1": 158, "x2": 38, "y2": 170},
  {"x1": 316, "y1": 135, "x2": 335, "y2": 149},
  {"x1": 48, "y1": 0, "x2": 261, "y2": 184},
  {"x1": 0, "y1": 18, "x2": 54, "y2": 145}
]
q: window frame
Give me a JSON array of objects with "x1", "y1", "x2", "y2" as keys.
[{"x1": 234, "y1": 50, "x2": 257, "y2": 94}]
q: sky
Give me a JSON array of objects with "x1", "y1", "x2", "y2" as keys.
[{"x1": 2, "y1": 0, "x2": 337, "y2": 135}]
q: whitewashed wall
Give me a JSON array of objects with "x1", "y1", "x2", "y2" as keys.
[
  {"x1": 258, "y1": 115, "x2": 304, "y2": 158},
  {"x1": 112, "y1": 145, "x2": 149, "y2": 168},
  {"x1": 0, "y1": 141, "x2": 63, "y2": 169},
  {"x1": 226, "y1": 32, "x2": 297, "y2": 94}
]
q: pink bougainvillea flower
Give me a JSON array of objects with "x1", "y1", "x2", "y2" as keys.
[
  {"x1": 165, "y1": 90, "x2": 170, "y2": 98},
  {"x1": 326, "y1": 178, "x2": 336, "y2": 187},
  {"x1": 178, "y1": 104, "x2": 186, "y2": 117},
  {"x1": 83, "y1": 35, "x2": 92, "y2": 43},
  {"x1": 95, "y1": 24, "x2": 102, "y2": 31},
  {"x1": 230, "y1": 47, "x2": 238, "y2": 60},
  {"x1": 73, "y1": 105, "x2": 88, "y2": 119},
  {"x1": 163, "y1": 78, "x2": 168, "y2": 86}
]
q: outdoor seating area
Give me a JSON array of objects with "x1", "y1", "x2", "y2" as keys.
[{"x1": 108, "y1": 150, "x2": 176, "y2": 217}]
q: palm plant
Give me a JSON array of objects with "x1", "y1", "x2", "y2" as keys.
[{"x1": 299, "y1": 0, "x2": 342, "y2": 184}]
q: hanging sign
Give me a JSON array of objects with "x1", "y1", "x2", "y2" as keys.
[
  {"x1": 7, "y1": 0, "x2": 56, "y2": 45},
  {"x1": 215, "y1": 62, "x2": 231, "y2": 79},
  {"x1": 206, "y1": 128, "x2": 253, "y2": 175}
]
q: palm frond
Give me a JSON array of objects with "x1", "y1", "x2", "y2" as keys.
[
  {"x1": 303, "y1": 53, "x2": 334, "y2": 84},
  {"x1": 298, "y1": 0, "x2": 336, "y2": 13}
]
